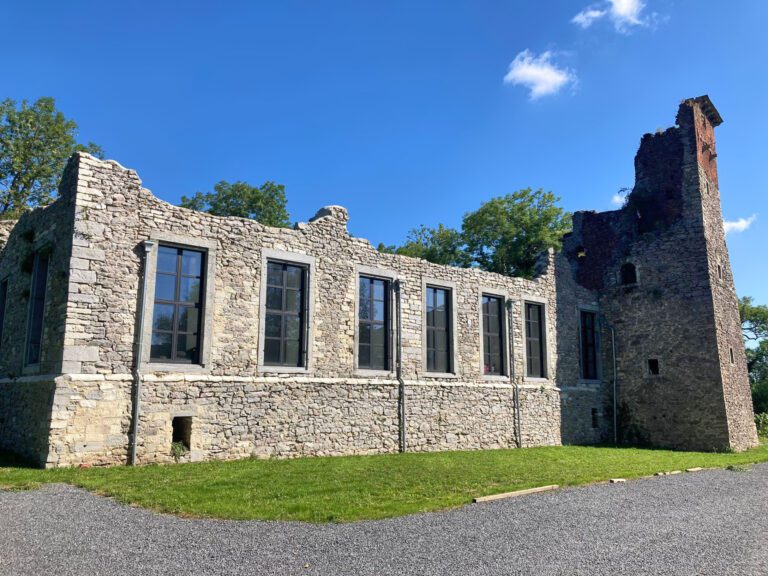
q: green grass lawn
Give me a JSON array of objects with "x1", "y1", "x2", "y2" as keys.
[{"x1": 2, "y1": 443, "x2": 768, "y2": 523}]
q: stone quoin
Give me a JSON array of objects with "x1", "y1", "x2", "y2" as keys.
[{"x1": 0, "y1": 96, "x2": 757, "y2": 468}]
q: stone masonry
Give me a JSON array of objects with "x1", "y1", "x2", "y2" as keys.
[{"x1": 0, "y1": 95, "x2": 757, "y2": 467}]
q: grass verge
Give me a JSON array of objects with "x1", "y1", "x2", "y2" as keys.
[{"x1": 2, "y1": 443, "x2": 768, "y2": 523}]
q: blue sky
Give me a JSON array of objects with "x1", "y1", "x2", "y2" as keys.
[{"x1": 4, "y1": 0, "x2": 766, "y2": 302}]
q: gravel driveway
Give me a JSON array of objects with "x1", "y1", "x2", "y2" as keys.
[{"x1": 2, "y1": 464, "x2": 767, "y2": 576}]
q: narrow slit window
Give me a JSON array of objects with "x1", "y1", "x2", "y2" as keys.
[
  {"x1": 525, "y1": 302, "x2": 546, "y2": 378},
  {"x1": 25, "y1": 253, "x2": 50, "y2": 366},
  {"x1": 426, "y1": 286, "x2": 452, "y2": 373},
  {"x1": 580, "y1": 310, "x2": 599, "y2": 380},
  {"x1": 150, "y1": 245, "x2": 206, "y2": 364},
  {"x1": 358, "y1": 276, "x2": 390, "y2": 371},
  {"x1": 482, "y1": 295, "x2": 505, "y2": 375},
  {"x1": 263, "y1": 261, "x2": 307, "y2": 367},
  {"x1": 591, "y1": 408, "x2": 599, "y2": 429},
  {"x1": 729, "y1": 347, "x2": 735, "y2": 364},
  {"x1": 648, "y1": 358, "x2": 660, "y2": 376}
]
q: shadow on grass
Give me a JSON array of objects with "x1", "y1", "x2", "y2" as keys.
[{"x1": 0, "y1": 450, "x2": 40, "y2": 469}]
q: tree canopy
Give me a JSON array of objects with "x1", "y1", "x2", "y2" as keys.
[
  {"x1": 379, "y1": 188, "x2": 571, "y2": 278},
  {"x1": 0, "y1": 97, "x2": 103, "y2": 219},
  {"x1": 180, "y1": 180, "x2": 291, "y2": 228},
  {"x1": 739, "y1": 297, "x2": 768, "y2": 414}
]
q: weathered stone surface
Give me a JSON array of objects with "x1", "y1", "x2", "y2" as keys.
[{"x1": 0, "y1": 95, "x2": 756, "y2": 468}]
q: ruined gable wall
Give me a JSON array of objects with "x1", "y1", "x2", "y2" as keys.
[{"x1": 30, "y1": 152, "x2": 605, "y2": 466}]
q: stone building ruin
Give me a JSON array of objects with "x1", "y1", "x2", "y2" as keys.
[{"x1": 0, "y1": 96, "x2": 758, "y2": 468}]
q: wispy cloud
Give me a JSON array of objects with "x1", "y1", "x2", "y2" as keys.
[
  {"x1": 723, "y1": 214, "x2": 757, "y2": 234},
  {"x1": 572, "y1": 0, "x2": 652, "y2": 33},
  {"x1": 611, "y1": 193, "x2": 625, "y2": 206},
  {"x1": 503, "y1": 50, "x2": 576, "y2": 100}
]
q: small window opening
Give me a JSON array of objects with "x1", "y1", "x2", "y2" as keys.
[
  {"x1": 647, "y1": 358, "x2": 660, "y2": 376},
  {"x1": 620, "y1": 262, "x2": 637, "y2": 286},
  {"x1": 172, "y1": 416, "x2": 192, "y2": 450},
  {"x1": 576, "y1": 246, "x2": 586, "y2": 259},
  {"x1": 717, "y1": 264, "x2": 723, "y2": 280},
  {"x1": 729, "y1": 347, "x2": 735, "y2": 364},
  {"x1": 591, "y1": 408, "x2": 599, "y2": 429}
]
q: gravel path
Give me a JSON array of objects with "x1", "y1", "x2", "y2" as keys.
[{"x1": 2, "y1": 464, "x2": 768, "y2": 575}]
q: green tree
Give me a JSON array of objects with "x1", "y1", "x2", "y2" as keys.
[
  {"x1": 180, "y1": 180, "x2": 291, "y2": 228},
  {"x1": 739, "y1": 297, "x2": 768, "y2": 414},
  {"x1": 0, "y1": 97, "x2": 103, "y2": 219},
  {"x1": 379, "y1": 224, "x2": 467, "y2": 267},
  {"x1": 461, "y1": 188, "x2": 571, "y2": 278}
]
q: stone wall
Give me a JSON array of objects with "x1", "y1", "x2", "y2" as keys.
[
  {"x1": 563, "y1": 97, "x2": 758, "y2": 452},
  {"x1": 0, "y1": 377, "x2": 58, "y2": 466}
]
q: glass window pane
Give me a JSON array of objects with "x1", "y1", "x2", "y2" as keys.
[
  {"x1": 434, "y1": 330, "x2": 447, "y2": 351},
  {"x1": 181, "y1": 250, "x2": 203, "y2": 276},
  {"x1": 176, "y1": 333, "x2": 197, "y2": 361},
  {"x1": 285, "y1": 315, "x2": 301, "y2": 340},
  {"x1": 264, "y1": 338, "x2": 281, "y2": 364},
  {"x1": 426, "y1": 329, "x2": 434, "y2": 350},
  {"x1": 150, "y1": 332, "x2": 172, "y2": 360},
  {"x1": 435, "y1": 289, "x2": 446, "y2": 308},
  {"x1": 178, "y1": 306, "x2": 199, "y2": 333},
  {"x1": 179, "y1": 277, "x2": 200, "y2": 303},
  {"x1": 371, "y1": 324, "x2": 385, "y2": 348},
  {"x1": 435, "y1": 349, "x2": 448, "y2": 373},
  {"x1": 265, "y1": 313, "x2": 281, "y2": 338},
  {"x1": 489, "y1": 297, "x2": 500, "y2": 317},
  {"x1": 426, "y1": 309, "x2": 434, "y2": 328},
  {"x1": 267, "y1": 262, "x2": 283, "y2": 286},
  {"x1": 286, "y1": 266, "x2": 303, "y2": 289},
  {"x1": 358, "y1": 344, "x2": 371, "y2": 368},
  {"x1": 427, "y1": 349, "x2": 435, "y2": 371},
  {"x1": 373, "y1": 301, "x2": 385, "y2": 322},
  {"x1": 433, "y1": 306, "x2": 447, "y2": 329},
  {"x1": 152, "y1": 304, "x2": 175, "y2": 331},
  {"x1": 359, "y1": 297, "x2": 371, "y2": 321},
  {"x1": 157, "y1": 247, "x2": 178, "y2": 274},
  {"x1": 266, "y1": 286, "x2": 283, "y2": 310},
  {"x1": 285, "y1": 289, "x2": 301, "y2": 313},
  {"x1": 285, "y1": 340, "x2": 300, "y2": 366},
  {"x1": 154, "y1": 274, "x2": 176, "y2": 301},
  {"x1": 359, "y1": 278, "x2": 370, "y2": 302},
  {"x1": 373, "y1": 280, "x2": 385, "y2": 301},
  {"x1": 372, "y1": 345, "x2": 385, "y2": 370},
  {"x1": 359, "y1": 323, "x2": 370, "y2": 344}
]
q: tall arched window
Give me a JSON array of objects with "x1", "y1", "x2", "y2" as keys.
[{"x1": 620, "y1": 262, "x2": 637, "y2": 285}]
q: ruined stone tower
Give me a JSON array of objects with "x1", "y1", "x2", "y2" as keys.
[{"x1": 564, "y1": 96, "x2": 758, "y2": 451}]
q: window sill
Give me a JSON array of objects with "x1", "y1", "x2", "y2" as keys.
[
  {"x1": 523, "y1": 377, "x2": 550, "y2": 384},
  {"x1": 577, "y1": 379, "x2": 603, "y2": 386},
  {"x1": 354, "y1": 369, "x2": 396, "y2": 378},
  {"x1": 482, "y1": 374, "x2": 510, "y2": 382},
  {"x1": 421, "y1": 372, "x2": 459, "y2": 380},
  {"x1": 259, "y1": 365, "x2": 309, "y2": 375},
  {"x1": 142, "y1": 363, "x2": 210, "y2": 374}
]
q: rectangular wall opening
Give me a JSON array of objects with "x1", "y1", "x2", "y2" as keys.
[
  {"x1": 172, "y1": 416, "x2": 192, "y2": 450},
  {"x1": 647, "y1": 358, "x2": 660, "y2": 376}
]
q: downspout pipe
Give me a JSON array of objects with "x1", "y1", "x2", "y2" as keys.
[
  {"x1": 508, "y1": 301, "x2": 522, "y2": 449},
  {"x1": 395, "y1": 279, "x2": 406, "y2": 453},
  {"x1": 129, "y1": 240, "x2": 155, "y2": 465}
]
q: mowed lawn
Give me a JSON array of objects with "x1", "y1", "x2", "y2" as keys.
[{"x1": 2, "y1": 443, "x2": 768, "y2": 523}]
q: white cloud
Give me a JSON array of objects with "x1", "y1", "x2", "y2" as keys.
[
  {"x1": 572, "y1": 0, "x2": 650, "y2": 32},
  {"x1": 723, "y1": 214, "x2": 757, "y2": 234},
  {"x1": 503, "y1": 50, "x2": 576, "y2": 100},
  {"x1": 572, "y1": 8, "x2": 607, "y2": 28},
  {"x1": 611, "y1": 193, "x2": 625, "y2": 206}
]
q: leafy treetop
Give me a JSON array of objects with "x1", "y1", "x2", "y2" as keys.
[
  {"x1": 180, "y1": 180, "x2": 291, "y2": 228},
  {"x1": 0, "y1": 97, "x2": 103, "y2": 220}
]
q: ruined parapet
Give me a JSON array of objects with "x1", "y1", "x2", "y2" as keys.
[{"x1": 564, "y1": 96, "x2": 757, "y2": 451}]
